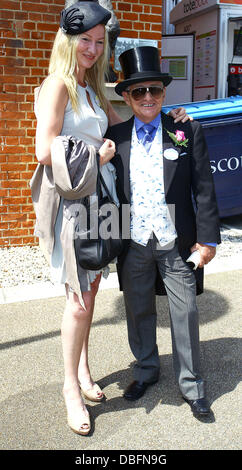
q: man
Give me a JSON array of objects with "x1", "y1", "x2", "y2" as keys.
[{"x1": 106, "y1": 46, "x2": 221, "y2": 417}]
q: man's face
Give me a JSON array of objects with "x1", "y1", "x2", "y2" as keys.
[{"x1": 122, "y1": 80, "x2": 166, "y2": 123}]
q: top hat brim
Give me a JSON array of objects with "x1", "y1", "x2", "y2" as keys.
[{"x1": 115, "y1": 72, "x2": 173, "y2": 96}]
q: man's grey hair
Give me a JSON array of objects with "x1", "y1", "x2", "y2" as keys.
[{"x1": 65, "y1": 0, "x2": 77, "y2": 7}]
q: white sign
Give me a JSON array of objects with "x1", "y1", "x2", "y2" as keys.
[
  {"x1": 114, "y1": 37, "x2": 158, "y2": 71},
  {"x1": 170, "y1": 0, "x2": 218, "y2": 24},
  {"x1": 194, "y1": 30, "x2": 217, "y2": 87}
]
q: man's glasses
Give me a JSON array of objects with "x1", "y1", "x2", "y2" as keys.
[{"x1": 127, "y1": 86, "x2": 164, "y2": 101}]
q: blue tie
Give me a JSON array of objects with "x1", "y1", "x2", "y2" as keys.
[{"x1": 141, "y1": 124, "x2": 154, "y2": 152}]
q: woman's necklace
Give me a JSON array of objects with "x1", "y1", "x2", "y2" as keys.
[{"x1": 78, "y1": 80, "x2": 86, "y2": 88}]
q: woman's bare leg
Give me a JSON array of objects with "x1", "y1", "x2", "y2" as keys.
[
  {"x1": 61, "y1": 286, "x2": 94, "y2": 433},
  {"x1": 78, "y1": 274, "x2": 104, "y2": 399}
]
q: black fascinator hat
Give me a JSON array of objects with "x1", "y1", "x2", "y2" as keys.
[
  {"x1": 60, "y1": 1, "x2": 111, "y2": 36},
  {"x1": 115, "y1": 47, "x2": 173, "y2": 96}
]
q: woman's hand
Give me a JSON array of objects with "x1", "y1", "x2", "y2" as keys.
[
  {"x1": 168, "y1": 107, "x2": 193, "y2": 124},
  {"x1": 99, "y1": 139, "x2": 116, "y2": 165}
]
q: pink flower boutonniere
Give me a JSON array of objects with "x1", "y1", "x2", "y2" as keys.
[{"x1": 166, "y1": 129, "x2": 188, "y2": 148}]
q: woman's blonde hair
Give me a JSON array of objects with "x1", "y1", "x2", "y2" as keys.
[{"x1": 48, "y1": 27, "x2": 109, "y2": 114}]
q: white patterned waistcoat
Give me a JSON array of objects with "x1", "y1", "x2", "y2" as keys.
[{"x1": 129, "y1": 122, "x2": 177, "y2": 247}]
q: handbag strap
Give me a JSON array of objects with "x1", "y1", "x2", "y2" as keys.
[{"x1": 96, "y1": 153, "x2": 116, "y2": 204}]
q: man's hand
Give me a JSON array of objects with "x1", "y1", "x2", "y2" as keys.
[
  {"x1": 168, "y1": 107, "x2": 193, "y2": 123},
  {"x1": 190, "y1": 243, "x2": 216, "y2": 268}
]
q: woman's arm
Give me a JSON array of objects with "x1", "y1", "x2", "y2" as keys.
[
  {"x1": 107, "y1": 100, "x2": 124, "y2": 126},
  {"x1": 107, "y1": 99, "x2": 191, "y2": 126},
  {"x1": 35, "y1": 76, "x2": 69, "y2": 166}
]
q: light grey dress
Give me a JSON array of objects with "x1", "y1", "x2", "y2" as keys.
[{"x1": 49, "y1": 83, "x2": 119, "y2": 289}]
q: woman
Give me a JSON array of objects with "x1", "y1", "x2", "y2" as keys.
[{"x1": 34, "y1": 0, "x2": 189, "y2": 436}]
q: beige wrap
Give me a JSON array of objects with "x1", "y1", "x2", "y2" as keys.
[{"x1": 30, "y1": 135, "x2": 97, "y2": 306}]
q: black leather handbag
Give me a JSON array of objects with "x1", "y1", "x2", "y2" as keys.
[{"x1": 74, "y1": 155, "x2": 123, "y2": 271}]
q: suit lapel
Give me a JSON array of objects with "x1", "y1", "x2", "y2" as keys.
[
  {"x1": 161, "y1": 112, "x2": 181, "y2": 195},
  {"x1": 118, "y1": 117, "x2": 134, "y2": 202}
]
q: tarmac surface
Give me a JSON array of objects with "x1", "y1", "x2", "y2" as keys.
[{"x1": 0, "y1": 266, "x2": 241, "y2": 453}]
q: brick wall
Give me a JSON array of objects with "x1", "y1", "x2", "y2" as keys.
[
  {"x1": 114, "y1": 0, "x2": 162, "y2": 81},
  {"x1": 114, "y1": 0, "x2": 162, "y2": 45},
  {"x1": 0, "y1": 0, "x2": 162, "y2": 247}
]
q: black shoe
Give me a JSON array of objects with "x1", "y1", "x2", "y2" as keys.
[
  {"x1": 183, "y1": 397, "x2": 211, "y2": 416},
  {"x1": 123, "y1": 380, "x2": 158, "y2": 401}
]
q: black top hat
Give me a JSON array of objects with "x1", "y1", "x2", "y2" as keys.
[
  {"x1": 115, "y1": 46, "x2": 172, "y2": 96},
  {"x1": 60, "y1": 1, "x2": 111, "y2": 36}
]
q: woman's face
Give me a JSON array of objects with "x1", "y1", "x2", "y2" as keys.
[{"x1": 76, "y1": 24, "x2": 105, "y2": 70}]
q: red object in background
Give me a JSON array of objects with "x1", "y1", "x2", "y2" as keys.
[
  {"x1": 229, "y1": 65, "x2": 242, "y2": 74},
  {"x1": 228, "y1": 63, "x2": 242, "y2": 95}
]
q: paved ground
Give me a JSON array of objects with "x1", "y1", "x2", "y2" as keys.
[{"x1": 0, "y1": 267, "x2": 241, "y2": 452}]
